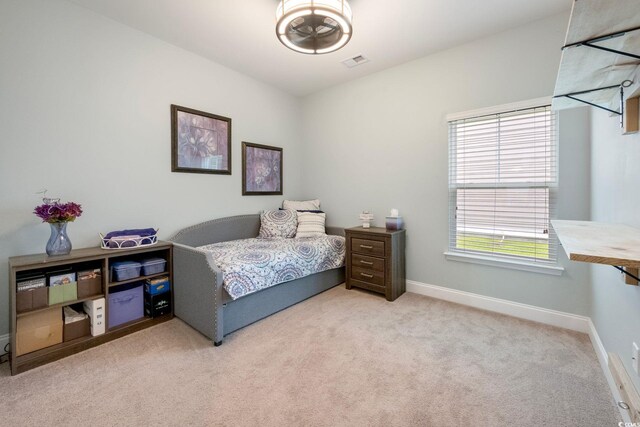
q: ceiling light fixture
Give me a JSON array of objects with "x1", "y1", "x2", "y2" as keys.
[{"x1": 276, "y1": 0, "x2": 353, "y2": 55}]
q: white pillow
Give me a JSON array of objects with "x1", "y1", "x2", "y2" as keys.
[
  {"x1": 295, "y1": 211, "x2": 326, "y2": 238},
  {"x1": 283, "y1": 199, "x2": 320, "y2": 211}
]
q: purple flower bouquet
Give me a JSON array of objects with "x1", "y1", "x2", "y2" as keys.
[{"x1": 34, "y1": 200, "x2": 83, "y2": 223}]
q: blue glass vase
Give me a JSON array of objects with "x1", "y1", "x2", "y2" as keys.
[{"x1": 46, "y1": 222, "x2": 72, "y2": 256}]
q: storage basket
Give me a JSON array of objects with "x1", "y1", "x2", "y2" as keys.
[
  {"x1": 77, "y1": 269, "x2": 102, "y2": 298},
  {"x1": 108, "y1": 283, "x2": 143, "y2": 328},
  {"x1": 99, "y1": 229, "x2": 158, "y2": 250}
]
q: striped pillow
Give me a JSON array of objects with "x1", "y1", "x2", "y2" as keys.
[
  {"x1": 258, "y1": 209, "x2": 297, "y2": 238},
  {"x1": 295, "y1": 211, "x2": 326, "y2": 238}
]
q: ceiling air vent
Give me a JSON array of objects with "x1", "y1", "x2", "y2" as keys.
[{"x1": 341, "y1": 54, "x2": 370, "y2": 68}]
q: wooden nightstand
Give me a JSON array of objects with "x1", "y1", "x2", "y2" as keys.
[{"x1": 345, "y1": 227, "x2": 406, "y2": 301}]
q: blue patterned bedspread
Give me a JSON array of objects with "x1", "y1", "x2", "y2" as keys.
[{"x1": 198, "y1": 235, "x2": 346, "y2": 300}]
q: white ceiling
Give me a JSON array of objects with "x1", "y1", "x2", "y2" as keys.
[{"x1": 69, "y1": 0, "x2": 572, "y2": 96}]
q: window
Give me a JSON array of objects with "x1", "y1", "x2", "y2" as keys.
[{"x1": 447, "y1": 100, "x2": 559, "y2": 271}]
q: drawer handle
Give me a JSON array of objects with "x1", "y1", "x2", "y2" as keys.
[
  {"x1": 360, "y1": 245, "x2": 374, "y2": 249},
  {"x1": 359, "y1": 260, "x2": 374, "y2": 265},
  {"x1": 360, "y1": 272, "x2": 374, "y2": 279}
]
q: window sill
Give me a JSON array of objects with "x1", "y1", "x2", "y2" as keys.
[{"x1": 443, "y1": 251, "x2": 564, "y2": 276}]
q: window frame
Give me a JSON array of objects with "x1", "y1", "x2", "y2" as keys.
[{"x1": 444, "y1": 97, "x2": 564, "y2": 276}]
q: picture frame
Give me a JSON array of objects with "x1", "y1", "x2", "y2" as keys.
[
  {"x1": 242, "y1": 142, "x2": 283, "y2": 195},
  {"x1": 171, "y1": 104, "x2": 232, "y2": 174}
]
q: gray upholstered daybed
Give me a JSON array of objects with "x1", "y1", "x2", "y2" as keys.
[{"x1": 169, "y1": 214, "x2": 345, "y2": 345}]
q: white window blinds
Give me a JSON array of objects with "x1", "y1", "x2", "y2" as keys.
[{"x1": 448, "y1": 104, "x2": 558, "y2": 264}]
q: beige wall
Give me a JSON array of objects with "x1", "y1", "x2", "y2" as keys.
[
  {"x1": 0, "y1": 0, "x2": 304, "y2": 336},
  {"x1": 590, "y1": 107, "x2": 640, "y2": 391},
  {"x1": 300, "y1": 13, "x2": 594, "y2": 315}
]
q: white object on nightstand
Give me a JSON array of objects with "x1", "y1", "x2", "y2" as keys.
[
  {"x1": 359, "y1": 211, "x2": 374, "y2": 228},
  {"x1": 386, "y1": 208, "x2": 404, "y2": 231}
]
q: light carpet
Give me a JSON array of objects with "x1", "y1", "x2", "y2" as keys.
[{"x1": 0, "y1": 285, "x2": 620, "y2": 426}]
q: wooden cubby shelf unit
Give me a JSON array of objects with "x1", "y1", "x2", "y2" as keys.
[
  {"x1": 109, "y1": 272, "x2": 168, "y2": 287},
  {"x1": 16, "y1": 294, "x2": 104, "y2": 318},
  {"x1": 552, "y1": 220, "x2": 640, "y2": 285},
  {"x1": 9, "y1": 241, "x2": 173, "y2": 375}
]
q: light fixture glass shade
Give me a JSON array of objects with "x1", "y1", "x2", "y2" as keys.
[{"x1": 276, "y1": 0, "x2": 353, "y2": 55}]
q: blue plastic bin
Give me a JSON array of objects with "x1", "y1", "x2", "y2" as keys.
[
  {"x1": 108, "y1": 283, "x2": 143, "y2": 328},
  {"x1": 140, "y1": 258, "x2": 166, "y2": 276},
  {"x1": 111, "y1": 261, "x2": 142, "y2": 282}
]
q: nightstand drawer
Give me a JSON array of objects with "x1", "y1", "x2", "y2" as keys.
[
  {"x1": 351, "y1": 253, "x2": 384, "y2": 272},
  {"x1": 351, "y1": 238, "x2": 385, "y2": 257},
  {"x1": 351, "y1": 267, "x2": 385, "y2": 286}
]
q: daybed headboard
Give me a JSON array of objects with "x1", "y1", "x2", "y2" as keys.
[
  {"x1": 170, "y1": 215, "x2": 261, "y2": 247},
  {"x1": 170, "y1": 214, "x2": 346, "y2": 247},
  {"x1": 325, "y1": 226, "x2": 345, "y2": 237}
]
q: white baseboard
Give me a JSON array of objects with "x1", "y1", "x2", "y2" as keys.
[
  {"x1": 588, "y1": 319, "x2": 632, "y2": 423},
  {"x1": 406, "y1": 280, "x2": 628, "y2": 421},
  {"x1": 406, "y1": 280, "x2": 590, "y2": 333},
  {"x1": 588, "y1": 319, "x2": 609, "y2": 374}
]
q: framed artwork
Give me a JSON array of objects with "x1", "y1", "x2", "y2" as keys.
[
  {"x1": 171, "y1": 104, "x2": 232, "y2": 174},
  {"x1": 242, "y1": 142, "x2": 283, "y2": 195}
]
